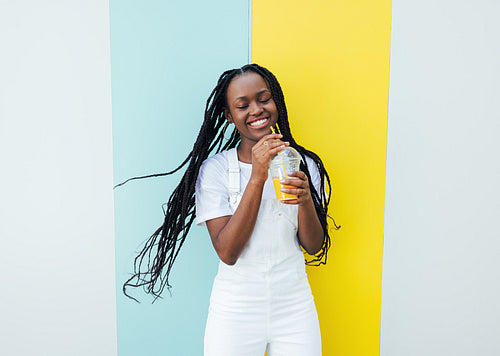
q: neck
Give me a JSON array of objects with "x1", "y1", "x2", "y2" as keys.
[{"x1": 236, "y1": 141, "x2": 254, "y2": 163}]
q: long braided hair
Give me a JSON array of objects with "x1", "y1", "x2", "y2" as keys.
[{"x1": 120, "y1": 64, "x2": 339, "y2": 302}]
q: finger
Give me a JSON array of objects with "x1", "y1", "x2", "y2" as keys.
[
  {"x1": 255, "y1": 139, "x2": 286, "y2": 152},
  {"x1": 286, "y1": 171, "x2": 307, "y2": 180},
  {"x1": 280, "y1": 186, "x2": 304, "y2": 196},
  {"x1": 253, "y1": 142, "x2": 288, "y2": 158},
  {"x1": 256, "y1": 141, "x2": 285, "y2": 153},
  {"x1": 261, "y1": 139, "x2": 289, "y2": 148},
  {"x1": 280, "y1": 179, "x2": 302, "y2": 188},
  {"x1": 253, "y1": 139, "x2": 283, "y2": 152},
  {"x1": 268, "y1": 141, "x2": 289, "y2": 150},
  {"x1": 280, "y1": 199, "x2": 299, "y2": 205},
  {"x1": 264, "y1": 133, "x2": 283, "y2": 140},
  {"x1": 258, "y1": 134, "x2": 283, "y2": 145},
  {"x1": 268, "y1": 143, "x2": 288, "y2": 156},
  {"x1": 280, "y1": 177, "x2": 307, "y2": 188}
]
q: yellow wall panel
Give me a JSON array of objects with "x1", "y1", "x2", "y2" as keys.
[{"x1": 252, "y1": 1, "x2": 392, "y2": 355}]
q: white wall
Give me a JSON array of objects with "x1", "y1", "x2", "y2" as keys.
[
  {"x1": 0, "y1": 1, "x2": 117, "y2": 355},
  {"x1": 380, "y1": 1, "x2": 500, "y2": 355}
]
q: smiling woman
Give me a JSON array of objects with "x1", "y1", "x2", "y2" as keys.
[{"x1": 122, "y1": 63, "x2": 338, "y2": 355}]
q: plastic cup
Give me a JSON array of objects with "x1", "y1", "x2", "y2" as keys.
[{"x1": 269, "y1": 156, "x2": 301, "y2": 201}]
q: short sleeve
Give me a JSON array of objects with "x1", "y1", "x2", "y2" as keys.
[
  {"x1": 304, "y1": 155, "x2": 321, "y2": 194},
  {"x1": 195, "y1": 155, "x2": 233, "y2": 226}
]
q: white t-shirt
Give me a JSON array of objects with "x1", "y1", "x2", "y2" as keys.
[{"x1": 195, "y1": 149, "x2": 321, "y2": 226}]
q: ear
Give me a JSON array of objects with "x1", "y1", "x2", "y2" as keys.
[{"x1": 223, "y1": 108, "x2": 233, "y2": 124}]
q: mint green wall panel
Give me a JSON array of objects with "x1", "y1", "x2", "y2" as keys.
[{"x1": 110, "y1": 1, "x2": 250, "y2": 354}]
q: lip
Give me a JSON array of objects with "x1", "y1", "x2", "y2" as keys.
[{"x1": 247, "y1": 117, "x2": 270, "y2": 129}]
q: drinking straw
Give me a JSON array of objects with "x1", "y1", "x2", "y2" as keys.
[{"x1": 270, "y1": 125, "x2": 288, "y2": 178}]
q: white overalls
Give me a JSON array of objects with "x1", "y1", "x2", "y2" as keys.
[{"x1": 204, "y1": 148, "x2": 321, "y2": 356}]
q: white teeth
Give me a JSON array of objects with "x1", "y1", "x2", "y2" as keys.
[{"x1": 249, "y1": 118, "x2": 267, "y2": 127}]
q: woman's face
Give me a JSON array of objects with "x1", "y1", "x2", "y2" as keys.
[{"x1": 224, "y1": 72, "x2": 278, "y2": 146}]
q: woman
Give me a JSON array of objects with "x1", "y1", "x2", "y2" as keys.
[{"x1": 123, "y1": 64, "x2": 337, "y2": 355}]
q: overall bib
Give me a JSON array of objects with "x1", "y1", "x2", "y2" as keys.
[{"x1": 204, "y1": 148, "x2": 321, "y2": 356}]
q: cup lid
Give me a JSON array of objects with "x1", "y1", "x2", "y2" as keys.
[{"x1": 280, "y1": 146, "x2": 301, "y2": 160}]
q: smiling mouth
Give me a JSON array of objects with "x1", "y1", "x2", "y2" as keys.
[{"x1": 248, "y1": 118, "x2": 269, "y2": 128}]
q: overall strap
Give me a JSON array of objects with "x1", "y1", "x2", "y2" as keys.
[{"x1": 227, "y1": 148, "x2": 240, "y2": 205}]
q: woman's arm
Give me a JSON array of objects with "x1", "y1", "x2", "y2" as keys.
[
  {"x1": 280, "y1": 171, "x2": 324, "y2": 255},
  {"x1": 206, "y1": 134, "x2": 288, "y2": 265}
]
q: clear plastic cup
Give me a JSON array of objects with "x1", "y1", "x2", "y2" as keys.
[{"x1": 269, "y1": 148, "x2": 301, "y2": 201}]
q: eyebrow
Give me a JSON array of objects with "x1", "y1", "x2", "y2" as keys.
[{"x1": 232, "y1": 89, "x2": 270, "y2": 104}]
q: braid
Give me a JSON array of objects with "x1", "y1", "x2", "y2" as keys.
[
  {"x1": 120, "y1": 64, "x2": 338, "y2": 302},
  {"x1": 241, "y1": 64, "x2": 340, "y2": 265}
]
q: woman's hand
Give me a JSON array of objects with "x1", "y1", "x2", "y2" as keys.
[
  {"x1": 281, "y1": 170, "x2": 324, "y2": 254},
  {"x1": 279, "y1": 171, "x2": 312, "y2": 206},
  {"x1": 250, "y1": 134, "x2": 289, "y2": 184}
]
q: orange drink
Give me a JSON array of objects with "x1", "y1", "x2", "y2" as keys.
[{"x1": 272, "y1": 178, "x2": 297, "y2": 201}]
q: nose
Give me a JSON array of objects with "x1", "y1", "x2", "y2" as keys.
[{"x1": 249, "y1": 101, "x2": 263, "y2": 116}]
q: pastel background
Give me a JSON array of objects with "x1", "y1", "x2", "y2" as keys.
[
  {"x1": 252, "y1": 0, "x2": 391, "y2": 354},
  {"x1": 1, "y1": 1, "x2": 499, "y2": 356},
  {"x1": 380, "y1": 1, "x2": 500, "y2": 355},
  {"x1": 1, "y1": 1, "x2": 117, "y2": 354}
]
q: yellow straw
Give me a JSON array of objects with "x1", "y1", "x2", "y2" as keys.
[
  {"x1": 270, "y1": 124, "x2": 281, "y2": 135},
  {"x1": 270, "y1": 125, "x2": 287, "y2": 178}
]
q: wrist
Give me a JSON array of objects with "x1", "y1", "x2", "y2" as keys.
[
  {"x1": 249, "y1": 169, "x2": 268, "y2": 186},
  {"x1": 248, "y1": 177, "x2": 266, "y2": 187},
  {"x1": 299, "y1": 194, "x2": 314, "y2": 208}
]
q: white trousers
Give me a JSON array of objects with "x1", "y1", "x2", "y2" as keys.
[{"x1": 204, "y1": 258, "x2": 321, "y2": 356}]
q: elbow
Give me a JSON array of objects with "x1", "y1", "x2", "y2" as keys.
[
  {"x1": 217, "y1": 250, "x2": 240, "y2": 266},
  {"x1": 219, "y1": 255, "x2": 238, "y2": 266},
  {"x1": 302, "y1": 235, "x2": 325, "y2": 256},
  {"x1": 304, "y1": 245, "x2": 322, "y2": 256},
  {"x1": 222, "y1": 258, "x2": 237, "y2": 266},
  {"x1": 212, "y1": 231, "x2": 241, "y2": 265}
]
